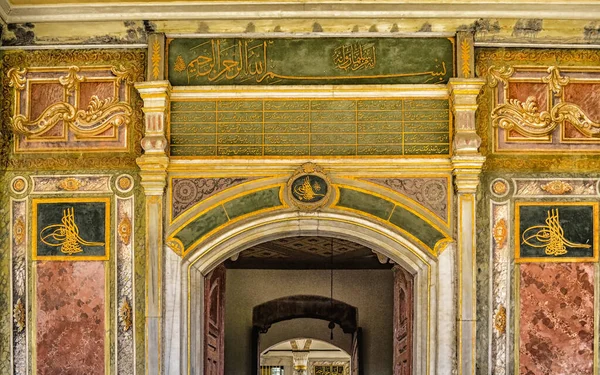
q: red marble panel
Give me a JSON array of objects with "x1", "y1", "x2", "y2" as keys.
[
  {"x1": 36, "y1": 261, "x2": 105, "y2": 375},
  {"x1": 519, "y1": 263, "x2": 594, "y2": 375},
  {"x1": 78, "y1": 81, "x2": 116, "y2": 108},
  {"x1": 508, "y1": 82, "x2": 549, "y2": 109}
]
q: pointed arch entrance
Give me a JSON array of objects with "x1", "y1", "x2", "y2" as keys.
[{"x1": 163, "y1": 210, "x2": 456, "y2": 375}]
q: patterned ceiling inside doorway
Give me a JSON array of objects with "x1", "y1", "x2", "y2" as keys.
[{"x1": 225, "y1": 236, "x2": 394, "y2": 269}]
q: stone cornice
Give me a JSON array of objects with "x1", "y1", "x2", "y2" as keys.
[{"x1": 2, "y1": 1, "x2": 600, "y2": 23}]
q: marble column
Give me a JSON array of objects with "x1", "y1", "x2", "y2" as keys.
[
  {"x1": 135, "y1": 81, "x2": 171, "y2": 375},
  {"x1": 292, "y1": 350, "x2": 309, "y2": 375},
  {"x1": 449, "y1": 78, "x2": 485, "y2": 375}
]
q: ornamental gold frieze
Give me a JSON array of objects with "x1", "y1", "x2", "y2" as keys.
[
  {"x1": 2, "y1": 49, "x2": 145, "y2": 161},
  {"x1": 476, "y1": 49, "x2": 600, "y2": 165}
]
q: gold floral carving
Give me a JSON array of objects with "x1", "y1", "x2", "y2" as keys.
[
  {"x1": 13, "y1": 217, "x2": 25, "y2": 246},
  {"x1": 460, "y1": 39, "x2": 471, "y2": 78},
  {"x1": 58, "y1": 66, "x2": 84, "y2": 94},
  {"x1": 118, "y1": 176, "x2": 132, "y2": 190},
  {"x1": 542, "y1": 66, "x2": 569, "y2": 95},
  {"x1": 58, "y1": 177, "x2": 85, "y2": 191},
  {"x1": 7, "y1": 68, "x2": 27, "y2": 90},
  {"x1": 487, "y1": 65, "x2": 514, "y2": 88},
  {"x1": 111, "y1": 64, "x2": 139, "y2": 88},
  {"x1": 11, "y1": 96, "x2": 132, "y2": 136},
  {"x1": 152, "y1": 40, "x2": 161, "y2": 80},
  {"x1": 119, "y1": 298, "x2": 132, "y2": 332},
  {"x1": 540, "y1": 180, "x2": 573, "y2": 195},
  {"x1": 494, "y1": 305, "x2": 506, "y2": 335},
  {"x1": 492, "y1": 180, "x2": 507, "y2": 195},
  {"x1": 118, "y1": 215, "x2": 132, "y2": 245},
  {"x1": 493, "y1": 219, "x2": 507, "y2": 248},
  {"x1": 491, "y1": 96, "x2": 600, "y2": 138},
  {"x1": 14, "y1": 298, "x2": 25, "y2": 332}
]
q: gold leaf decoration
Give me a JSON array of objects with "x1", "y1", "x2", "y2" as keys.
[
  {"x1": 494, "y1": 305, "x2": 506, "y2": 335},
  {"x1": 460, "y1": 39, "x2": 471, "y2": 78},
  {"x1": 174, "y1": 55, "x2": 187, "y2": 73},
  {"x1": 111, "y1": 64, "x2": 138, "y2": 87},
  {"x1": 492, "y1": 219, "x2": 507, "y2": 248},
  {"x1": 540, "y1": 180, "x2": 573, "y2": 195},
  {"x1": 166, "y1": 238, "x2": 184, "y2": 255},
  {"x1": 12, "y1": 177, "x2": 26, "y2": 193},
  {"x1": 152, "y1": 39, "x2": 162, "y2": 80},
  {"x1": 7, "y1": 68, "x2": 27, "y2": 91},
  {"x1": 542, "y1": 66, "x2": 569, "y2": 96},
  {"x1": 492, "y1": 180, "x2": 507, "y2": 195},
  {"x1": 118, "y1": 215, "x2": 132, "y2": 245},
  {"x1": 492, "y1": 96, "x2": 600, "y2": 138},
  {"x1": 14, "y1": 298, "x2": 25, "y2": 333},
  {"x1": 118, "y1": 176, "x2": 132, "y2": 190},
  {"x1": 11, "y1": 96, "x2": 132, "y2": 136},
  {"x1": 58, "y1": 66, "x2": 84, "y2": 93},
  {"x1": 13, "y1": 217, "x2": 25, "y2": 246},
  {"x1": 119, "y1": 298, "x2": 132, "y2": 332},
  {"x1": 58, "y1": 177, "x2": 84, "y2": 191},
  {"x1": 487, "y1": 65, "x2": 514, "y2": 88}
]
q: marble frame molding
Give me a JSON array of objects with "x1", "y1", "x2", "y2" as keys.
[{"x1": 163, "y1": 211, "x2": 457, "y2": 375}]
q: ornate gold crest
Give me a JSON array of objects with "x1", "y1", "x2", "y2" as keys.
[
  {"x1": 494, "y1": 305, "x2": 506, "y2": 335},
  {"x1": 492, "y1": 219, "x2": 507, "y2": 248},
  {"x1": 13, "y1": 217, "x2": 25, "y2": 246},
  {"x1": 58, "y1": 177, "x2": 85, "y2": 191},
  {"x1": 540, "y1": 180, "x2": 573, "y2": 195},
  {"x1": 287, "y1": 163, "x2": 332, "y2": 211},
  {"x1": 118, "y1": 215, "x2": 132, "y2": 245},
  {"x1": 119, "y1": 298, "x2": 132, "y2": 332},
  {"x1": 14, "y1": 298, "x2": 25, "y2": 333}
]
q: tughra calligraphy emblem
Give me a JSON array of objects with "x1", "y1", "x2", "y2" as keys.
[
  {"x1": 40, "y1": 207, "x2": 104, "y2": 255},
  {"x1": 294, "y1": 176, "x2": 325, "y2": 202},
  {"x1": 522, "y1": 209, "x2": 590, "y2": 256}
]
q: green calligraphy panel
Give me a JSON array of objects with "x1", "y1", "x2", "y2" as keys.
[
  {"x1": 169, "y1": 98, "x2": 450, "y2": 157},
  {"x1": 168, "y1": 38, "x2": 454, "y2": 85}
]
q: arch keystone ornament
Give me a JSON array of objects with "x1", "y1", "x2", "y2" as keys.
[{"x1": 287, "y1": 163, "x2": 332, "y2": 211}]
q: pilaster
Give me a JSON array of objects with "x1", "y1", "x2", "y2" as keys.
[
  {"x1": 449, "y1": 78, "x2": 485, "y2": 375},
  {"x1": 135, "y1": 80, "x2": 172, "y2": 375}
]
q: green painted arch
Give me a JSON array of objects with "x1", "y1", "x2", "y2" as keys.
[{"x1": 167, "y1": 182, "x2": 452, "y2": 258}]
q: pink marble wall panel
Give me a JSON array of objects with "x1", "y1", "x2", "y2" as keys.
[
  {"x1": 36, "y1": 261, "x2": 105, "y2": 375},
  {"x1": 519, "y1": 263, "x2": 594, "y2": 375}
]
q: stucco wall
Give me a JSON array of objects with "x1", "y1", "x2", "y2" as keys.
[{"x1": 225, "y1": 269, "x2": 394, "y2": 375}]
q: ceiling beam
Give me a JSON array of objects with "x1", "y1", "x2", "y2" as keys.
[{"x1": 2, "y1": 1, "x2": 600, "y2": 23}]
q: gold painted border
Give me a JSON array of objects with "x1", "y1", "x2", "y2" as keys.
[
  {"x1": 168, "y1": 183, "x2": 288, "y2": 258},
  {"x1": 514, "y1": 201, "x2": 599, "y2": 263},
  {"x1": 31, "y1": 197, "x2": 111, "y2": 261},
  {"x1": 330, "y1": 184, "x2": 452, "y2": 256}
]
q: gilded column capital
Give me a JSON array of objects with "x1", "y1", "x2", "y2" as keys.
[
  {"x1": 134, "y1": 80, "x2": 172, "y2": 110},
  {"x1": 137, "y1": 154, "x2": 169, "y2": 196},
  {"x1": 452, "y1": 155, "x2": 485, "y2": 194},
  {"x1": 449, "y1": 78, "x2": 485, "y2": 155}
]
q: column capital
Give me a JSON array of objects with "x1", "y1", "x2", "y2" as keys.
[
  {"x1": 449, "y1": 78, "x2": 486, "y2": 156},
  {"x1": 134, "y1": 80, "x2": 172, "y2": 108},
  {"x1": 452, "y1": 154, "x2": 485, "y2": 194},
  {"x1": 137, "y1": 154, "x2": 169, "y2": 196}
]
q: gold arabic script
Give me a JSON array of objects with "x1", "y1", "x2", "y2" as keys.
[
  {"x1": 40, "y1": 207, "x2": 104, "y2": 255},
  {"x1": 333, "y1": 43, "x2": 376, "y2": 71},
  {"x1": 521, "y1": 209, "x2": 590, "y2": 256}
]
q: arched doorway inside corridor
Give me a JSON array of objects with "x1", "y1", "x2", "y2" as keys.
[{"x1": 167, "y1": 211, "x2": 456, "y2": 375}]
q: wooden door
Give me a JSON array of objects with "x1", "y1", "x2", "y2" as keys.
[
  {"x1": 393, "y1": 266, "x2": 414, "y2": 375},
  {"x1": 204, "y1": 264, "x2": 226, "y2": 375}
]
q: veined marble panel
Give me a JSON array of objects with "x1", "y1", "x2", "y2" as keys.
[
  {"x1": 31, "y1": 175, "x2": 112, "y2": 194},
  {"x1": 11, "y1": 199, "x2": 27, "y2": 375},
  {"x1": 490, "y1": 200, "x2": 510, "y2": 375},
  {"x1": 519, "y1": 263, "x2": 594, "y2": 375},
  {"x1": 512, "y1": 178, "x2": 597, "y2": 198},
  {"x1": 116, "y1": 196, "x2": 135, "y2": 374}
]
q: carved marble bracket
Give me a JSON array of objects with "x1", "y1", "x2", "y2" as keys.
[{"x1": 449, "y1": 78, "x2": 485, "y2": 155}]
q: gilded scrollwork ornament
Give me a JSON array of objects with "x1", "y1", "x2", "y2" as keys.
[
  {"x1": 7, "y1": 67, "x2": 27, "y2": 90},
  {"x1": 58, "y1": 177, "x2": 85, "y2": 191},
  {"x1": 13, "y1": 217, "x2": 25, "y2": 246},
  {"x1": 487, "y1": 65, "x2": 514, "y2": 88},
  {"x1": 14, "y1": 298, "x2": 25, "y2": 333},
  {"x1": 494, "y1": 305, "x2": 506, "y2": 335},
  {"x1": 542, "y1": 66, "x2": 569, "y2": 96},
  {"x1": 540, "y1": 180, "x2": 573, "y2": 195},
  {"x1": 58, "y1": 66, "x2": 84, "y2": 94},
  {"x1": 118, "y1": 215, "x2": 132, "y2": 245},
  {"x1": 119, "y1": 298, "x2": 132, "y2": 332}
]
